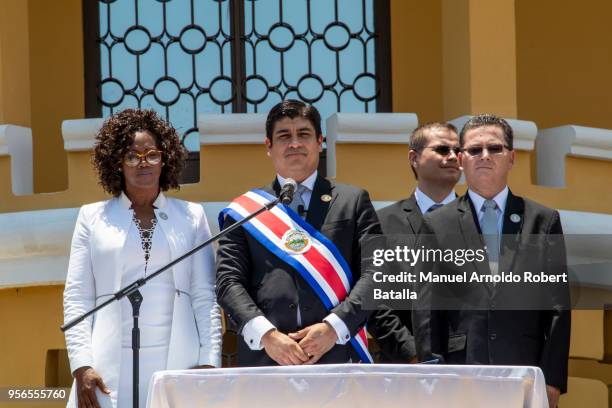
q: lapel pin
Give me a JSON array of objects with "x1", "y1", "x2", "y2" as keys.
[
  {"x1": 159, "y1": 212, "x2": 168, "y2": 220},
  {"x1": 321, "y1": 194, "x2": 332, "y2": 202},
  {"x1": 510, "y1": 213, "x2": 521, "y2": 223}
]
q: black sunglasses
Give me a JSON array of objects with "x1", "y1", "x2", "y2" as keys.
[
  {"x1": 463, "y1": 143, "x2": 509, "y2": 157},
  {"x1": 426, "y1": 145, "x2": 461, "y2": 156}
]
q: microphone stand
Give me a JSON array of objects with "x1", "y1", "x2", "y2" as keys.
[{"x1": 61, "y1": 192, "x2": 291, "y2": 408}]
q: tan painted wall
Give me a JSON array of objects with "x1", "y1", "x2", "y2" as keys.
[
  {"x1": 193, "y1": 145, "x2": 274, "y2": 202},
  {"x1": 516, "y1": 0, "x2": 612, "y2": 129},
  {"x1": 28, "y1": 0, "x2": 84, "y2": 193},
  {"x1": 1, "y1": 1, "x2": 612, "y2": 406},
  {"x1": 0, "y1": 144, "x2": 277, "y2": 213},
  {"x1": 390, "y1": 0, "x2": 444, "y2": 122},
  {"x1": 559, "y1": 377, "x2": 608, "y2": 408},
  {"x1": 441, "y1": 0, "x2": 472, "y2": 120},
  {"x1": 0, "y1": 286, "x2": 66, "y2": 408},
  {"x1": 0, "y1": 0, "x2": 31, "y2": 127},
  {"x1": 334, "y1": 148, "x2": 612, "y2": 215},
  {"x1": 335, "y1": 144, "x2": 415, "y2": 201}
]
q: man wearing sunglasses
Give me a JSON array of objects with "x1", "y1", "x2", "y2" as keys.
[
  {"x1": 368, "y1": 122, "x2": 461, "y2": 363},
  {"x1": 413, "y1": 114, "x2": 570, "y2": 408}
]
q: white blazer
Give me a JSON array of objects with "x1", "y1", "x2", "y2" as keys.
[{"x1": 63, "y1": 193, "x2": 222, "y2": 408}]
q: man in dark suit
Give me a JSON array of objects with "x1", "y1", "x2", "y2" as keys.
[
  {"x1": 369, "y1": 122, "x2": 461, "y2": 363},
  {"x1": 216, "y1": 100, "x2": 380, "y2": 366},
  {"x1": 413, "y1": 114, "x2": 571, "y2": 408}
]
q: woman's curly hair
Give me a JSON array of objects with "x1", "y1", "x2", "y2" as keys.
[{"x1": 93, "y1": 109, "x2": 186, "y2": 196}]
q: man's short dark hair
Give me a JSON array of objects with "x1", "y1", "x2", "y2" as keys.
[
  {"x1": 265, "y1": 100, "x2": 322, "y2": 143},
  {"x1": 409, "y1": 122, "x2": 458, "y2": 179},
  {"x1": 459, "y1": 114, "x2": 514, "y2": 150}
]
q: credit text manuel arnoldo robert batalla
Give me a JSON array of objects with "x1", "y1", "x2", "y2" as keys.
[{"x1": 365, "y1": 243, "x2": 568, "y2": 303}]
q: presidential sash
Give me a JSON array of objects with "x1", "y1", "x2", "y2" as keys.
[{"x1": 219, "y1": 188, "x2": 373, "y2": 363}]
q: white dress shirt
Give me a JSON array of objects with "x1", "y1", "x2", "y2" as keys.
[
  {"x1": 119, "y1": 214, "x2": 174, "y2": 407},
  {"x1": 242, "y1": 170, "x2": 352, "y2": 350},
  {"x1": 414, "y1": 187, "x2": 457, "y2": 214}
]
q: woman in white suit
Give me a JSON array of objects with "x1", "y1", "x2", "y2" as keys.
[{"x1": 63, "y1": 109, "x2": 222, "y2": 408}]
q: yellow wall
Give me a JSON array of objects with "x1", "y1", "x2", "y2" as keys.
[
  {"x1": 0, "y1": 0, "x2": 31, "y2": 127},
  {"x1": 390, "y1": 0, "x2": 444, "y2": 122},
  {"x1": 0, "y1": 286, "x2": 66, "y2": 408},
  {"x1": 193, "y1": 145, "x2": 274, "y2": 202},
  {"x1": 335, "y1": 144, "x2": 415, "y2": 201},
  {"x1": 516, "y1": 0, "x2": 612, "y2": 129},
  {"x1": 28, "y1": 0, "x2": 84, "y2": 193},
  {"x1": 0, "y1": 0, "x2": 84, "y2": 194},
  {"x1": 1, "y1": 1, "x2": 612, "y2": 406}
]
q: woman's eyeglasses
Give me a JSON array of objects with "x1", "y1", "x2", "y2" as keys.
[
  {"x1": 123, "y1": 150, "x2": 163, "y2": 167},
  {"x1": 463, "y1": 144, "x2": 509, "y2": 157}
]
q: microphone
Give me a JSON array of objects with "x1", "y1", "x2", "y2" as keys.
[{"x1": 279, "y1": 178, "x2": 298, "y2": 205}]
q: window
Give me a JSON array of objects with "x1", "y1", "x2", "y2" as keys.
[{"x1": 84, "y1": 0, "x2": 391, "y2": 151}]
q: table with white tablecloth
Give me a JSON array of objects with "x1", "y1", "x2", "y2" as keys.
[{"x1": 147, "y1": 364, "x2": 548, "y2": 408}]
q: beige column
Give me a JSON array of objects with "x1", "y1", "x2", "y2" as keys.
[
  {"x1": 442, "y1": 0, "x2": 518, "y2": 119},
  {"x1": 0, "y1": 0, "x2": 31, "y2": 126},
  {"x1": 29, "y1": 0, "x2": 85, "y2": 193}
]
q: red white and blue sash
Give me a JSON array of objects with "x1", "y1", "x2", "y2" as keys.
[{"x1": 219, "y1": 188, "x2": 372, "y2": 363}]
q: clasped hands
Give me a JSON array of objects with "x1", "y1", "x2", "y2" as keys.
[{"x1": 261, "y1": 322, "x2": 338, "y2": 365}]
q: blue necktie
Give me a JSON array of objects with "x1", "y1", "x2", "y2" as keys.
[
  {"x1": 427, "y1": 203, "x2": 443, "y2": 213},
  {"x1": 288, "y1": 185, "x2": 307, "y2": 219},
  {"x1": 481, "y1": 199, "x2": 499, "y2": 276}
]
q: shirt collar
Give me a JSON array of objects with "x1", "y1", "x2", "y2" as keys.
[
  {"x1": 119, "y1": 191, "x2": 167, "y2": 209},
  {"x1": 414, "y1": 187, "x2": 456, "y2": 214},
  {"x1": 468, "y1": 186, "x2": 509, "y2": 213},
  {"x1": 277, "y1": 170, "x2": 318, "y2": 192}
]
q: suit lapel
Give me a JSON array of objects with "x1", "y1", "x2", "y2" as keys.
[
  {"x1": 402, "y1": 193, "x2": 422, "y2": 235},
  {"x1": 267, "y1": 179, "x2": 281, "y2": 197},
  {"x1": 108, "y1": 195, "x2": 135, "y2": 292},
  {"x1": 153, "y1": 194, "x2": 180, "y2": 287},
  {"x1": 458, "y1": 194, "x2": 493, "y2": 294},
  {"x1": 306, "y1": 176, "x2": 333, "y2": 230},
  {"x1": 500, "y1": 191, "x2": 524, "y2": 274}
]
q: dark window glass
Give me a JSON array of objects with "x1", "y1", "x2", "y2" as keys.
[{"x1": 85, "y1": 0, "x2": 391, "y2": 151}]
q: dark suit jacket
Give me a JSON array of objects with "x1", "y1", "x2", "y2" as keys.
[
  {"x1": 413, "y1": 191, "x2": 571, "y2": 392},
  {"x1": 367, "y1": 194, "x2": 422, "y2": 362},
  {"x1": 216, "y1": 176, "x2": 381, "y2": 366}
]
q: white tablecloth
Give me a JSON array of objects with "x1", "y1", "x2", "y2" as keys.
[{"x1": 147, "y1": 364, "x2": 548, "y2": 408}]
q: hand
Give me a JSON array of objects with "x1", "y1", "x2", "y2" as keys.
[
  {"x1": 546, "y1": 385, "x2": 560, "y2": 408},
  {"x1": 73, "y1": 366, "x2": 110, "y2": 408},
  {"x1": 261, "y1": 329, "x2": 310, "y2": 365},
  {"x1": 288, "y1": 322, "x2": 338, "y2": 364}
]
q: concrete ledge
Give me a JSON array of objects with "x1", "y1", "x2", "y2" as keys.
[
  {"x1": 570, "y1": 310, "x2": 604, "y2": 360},
  {"x1": 326, "y1": 113, "x2": 419, "y2": 178},
  {"x1": 537, "y1": 125, "x2": 612, "y2": 187},
  {"x1": 62, "y1": 118, "x2": 104, "y2": 152},
  {"x1": 559, "y1": 377, "x2": 608, "y2": 408},
  {"x1": 448, "y1": 115, "x2": 538, "y2": 151},
  {"x1": 0, "y1": 124, "x2": 33, "y2": 195},
  {"x1": 198, "y1": 113, "x2": 267, "y2": 145},
  {"x1": 2, "y1": 202, "x2": 612, "y2": 290}
]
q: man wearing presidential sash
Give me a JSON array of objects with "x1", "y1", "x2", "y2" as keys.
[{"x1": 216, "y1": 100, "x2": 381, "y2": 366}]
